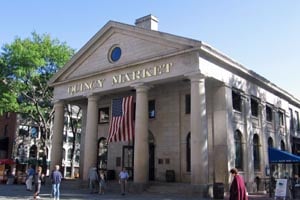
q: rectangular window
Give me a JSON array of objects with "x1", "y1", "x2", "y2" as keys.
[
  {"x1": 185, "y1": 94, "x2": 191, "y2": 114},
  {"x1": 251, "y1": 97, "x2": 259, "y2": 117},
  {"x1": 266, "y1": 105, "x2": 273, "y2": 122},
  {"x1": 296, "y1": 111, "x2": 300, "y2": 131},
  {"x1": 278, "y1": 110, "x2": 284, "y2": 126},
  {"x1": 149, "y1": 100, "x2": 155, "y2": 119},
  {"x1": 232, "y1": 90, "x2": 242, "y2": 112},
  {"x1": 98, "y1": 107, "x2": 109, "y2": 124},
  {"x1": 290, "y1": 108, "x2": 294, "y2": 131}
]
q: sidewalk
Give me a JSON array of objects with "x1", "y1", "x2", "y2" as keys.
[{"x1": 0, "y1": 180, "x2": 274, "y2": 200}]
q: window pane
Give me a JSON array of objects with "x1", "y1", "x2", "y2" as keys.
[
  {"x1": 232, "y1": 91, "x2": 242, "y2": 111},
  {"x1": 234, "y1": 130, "x2": 243, "y2": 169},
  {"x1": 253, "y1": 135, "x2": 260, "y2": 170},
  {"x1": 266, "y1": 105, "x2": 273, "y2": 122},
  {"x1": 185, "y1": 94, "x2": 191, "y2": 114},
  {"x1": 251, "y1": 98, "x2": 259, "y2": 117},
  {"x1": 149, "y1": 100, "x2": 155, "y2": 119}
]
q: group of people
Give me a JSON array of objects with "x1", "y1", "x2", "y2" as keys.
[
  {"x1": 88, "y1": 166, "x2": 129, "y2": 195},
  {"x1": 25, "y1": 164, "x2": 62, "y2": 200},
  {"x1": 87, "y1": 166, "x2": 106, "y2": 194}
]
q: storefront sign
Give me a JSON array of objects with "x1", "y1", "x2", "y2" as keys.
[{"x1": 67, "y1": 62, "x2": 173, "y2": 95}]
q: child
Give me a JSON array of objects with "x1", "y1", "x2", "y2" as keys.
[{"x1": 98, "y1": 171, "x2": 106, "y2": 194}]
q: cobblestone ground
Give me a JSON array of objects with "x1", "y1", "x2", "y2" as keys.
[{"x1": 0, "y1": 180, "x2": 273, "y2": 200}]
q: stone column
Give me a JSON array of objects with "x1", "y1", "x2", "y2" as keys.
[
  {"x1": 133, "y1": 84, "x2": 150, "y2": 184},
  {"x1": 82, "y1": 95, "x2": 99, "y2": 180},
  {"x1": 50, "y1": 100, "x2": 65, "y2": 171},
  {"x1": 189, "y1": 73, "x2": 209, "y2": 185}
]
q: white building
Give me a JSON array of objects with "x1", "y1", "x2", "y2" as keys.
[{"x1": 48, "y1": 15, "x2": 300, "y2": 196}]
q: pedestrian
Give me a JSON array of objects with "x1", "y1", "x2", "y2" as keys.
[
  {"x1": 229, "y1": 168, "x2": 248, "y2": 200},
  {"x1": 88, "y1": 166, "x2": 99, "y2": 193},
  {"x1": 98, "y1": 171, "x2": 106, "y2": 194},
  {"x1": 51, "y1": 165, "x2": 63, "y2": 200},
  {"x1": 119, "y1": 167, "x2": 129, "y2": 195},
  {"x1": 33, "y1": 166, "x2": 44, "y2": 199},
  {"x1": 26, "y1": 165, "x2": 35, "y2": 191}
]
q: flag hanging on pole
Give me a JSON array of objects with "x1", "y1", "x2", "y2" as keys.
[{"x1": 108, "y1": 96, "x2": 134, "y2": 142}]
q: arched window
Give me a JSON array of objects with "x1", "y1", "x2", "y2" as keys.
[
  {"x1": 268, "y1": 137, "x2": 274, "y2": 148},
  {"x1": 253, "y1": 134, "x2": 260, "y2": 170},
  {"x1": 98, "y1": 138, "x2": 107, "y2": 170},
  {"x1": 281, "y1": 140, "x2": 285, "y2": 151},
  {"x1": 234, "y1": 130, "x2": 243, "y2": 169},
  {"x1": 186, "y1": 132, "x2": 191, "y2": 172}
]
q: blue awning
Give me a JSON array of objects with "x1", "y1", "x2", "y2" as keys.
[{"x1": 268, "y1": 147, "x2": 300, "y2": 163}]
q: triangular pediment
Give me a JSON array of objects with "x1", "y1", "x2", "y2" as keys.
[{"x1": 49, "y1": 21, "x2": 202, "y2": 86}]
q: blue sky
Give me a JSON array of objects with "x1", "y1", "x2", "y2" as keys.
[{"x1": 1, "y1": 1, "x2": 300, "y2": 99}]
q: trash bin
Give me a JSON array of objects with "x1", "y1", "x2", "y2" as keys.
[
  {"x1": 106, "y1": 170, "x2": 115, "y2": 180},
  {"x1": 166, "y1": 170, "x2": 175, "y2": 182},
  {"x1": 213, "y1": 182, "x2": 224, "y2": 199},
  {"x1": 295, "y1": 184, "x2": 300, "y2": 199}
]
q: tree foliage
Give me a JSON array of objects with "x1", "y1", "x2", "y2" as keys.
[{"x1": 0, "y1": 32, "x2": 74, "y2": 152}]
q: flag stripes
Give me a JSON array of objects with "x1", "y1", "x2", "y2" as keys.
[{"x1": 108, "y1": 96, "x2": 134, "y2": 142}]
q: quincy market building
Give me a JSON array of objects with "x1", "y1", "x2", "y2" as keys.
[{"x1": 48, "y1": 15, "x2": 300, "y2": 195}]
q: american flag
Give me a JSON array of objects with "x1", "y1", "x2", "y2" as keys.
[{"x1": 108, "y1": 96, "x2": 134, "y2": 142}]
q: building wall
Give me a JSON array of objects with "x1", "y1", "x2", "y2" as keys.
[{"x1": 0, "y1": 112, "x2": 17, "y2": 159}]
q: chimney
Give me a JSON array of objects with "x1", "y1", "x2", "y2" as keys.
[{"x1": 135, "y1": 14, "x2": 159, "y2": 31}]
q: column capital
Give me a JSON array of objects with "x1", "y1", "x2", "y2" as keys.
[
  {"x1": 184, "y1": 71, "x2": 205, "y2": 82},
  {"x1": 131, "y1": 82, "x2": 151, "y2": 93},
  {"x1": 86, "y1": 94, "x2": 99, "y2": 102}
]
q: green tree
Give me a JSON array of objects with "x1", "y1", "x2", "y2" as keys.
[{"x1": 1, "y1": 32, "x2": 74, "y2": 160}]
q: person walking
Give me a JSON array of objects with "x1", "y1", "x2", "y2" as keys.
[
  {"x1": 119, "y1": 168, "x2": 129, "y2": 195},
  {"x1": 33, "y1": 166, "x2": 44, "y2": 199},
  {"x1": 229, "y1": 168, "x2": 248, "y2": 200},
  {"x1": 51, "y1": 165, "x2": 63, "y2": 200},
  {"x1": 98, "y1": 171, "x2": 106, "y2": 194},
  {"x1": 26, "y1": 165, "x2": 35, "y2": 191},
  {"x1": 88, "y1": 166, "x2": 99, "y2": 193}
]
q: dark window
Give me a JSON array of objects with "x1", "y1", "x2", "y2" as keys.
[
  {"x1": 158, "y1": 159, "x2": 163, "y2": 164},
  {"x1": 232, "y1": 90, "x2": 242, "y2": 112},
  {"x1": 290, "y1": 108, "x2": 294, "y2": 131},
  {"x1": 234, "y1": 130, "x2": 243, "y2": 170},
  {"x1": 253, "y1": 134, "x2": 260, "y2": 170},
  {"x1": 185, "y1": 94, "x2": 191, "y2": 114},
  {"x1": 296, "y1": 111, "x2": 300, "y2": 131},
  {"x1": 251, "y1": 98, "x2": 259, "y2": 117},
  {"x1": 98, "y1": 107, "x2": 109, "y2": 124},
  {"x1": 266, "y1": 105, "x2": 273, "y2": 122},
  {"x1": 149, "y1": 100, "x2": 155, "y2": 119},
  {"x1": 268, "y1": 137, "x2": 274, "y2": 148},
  {"x1": 281, "y1": 140, "x2": 285, "y2": 151},
  {"x1": 278, "y1": 111, "x2": 284, "y2": 126},
  {"x1": 186, "y1": 132, "x2": 191, "y2": 172}
]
